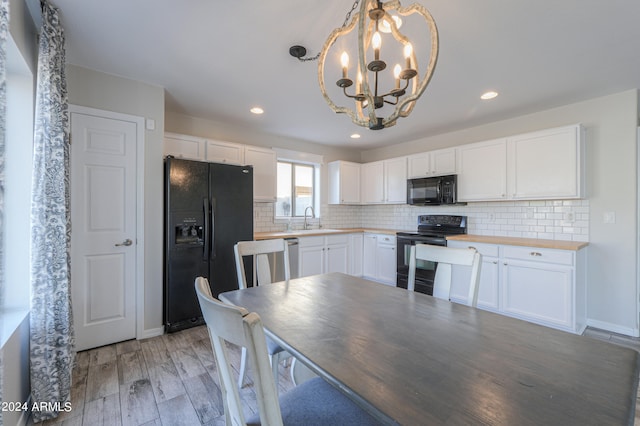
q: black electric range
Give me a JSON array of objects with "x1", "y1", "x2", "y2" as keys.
[{"x1": 396, "y1": 215, "x2": 467, "y2": 294}]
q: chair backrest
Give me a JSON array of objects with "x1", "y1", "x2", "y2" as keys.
[
  {"x1": 234, "y1": 239, "x2": 290, "y2": 289},
  {"x1": 195, "y1": 277, "x2": 284, "y2": 426},
  {"x1": 407, "y1": 244, "x2": 482, "y2": 307}
]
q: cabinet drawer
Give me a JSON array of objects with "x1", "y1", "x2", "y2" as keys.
[
  {"x1": 376, "y1": 234, "x2": 396, "y2": 246},
  {"x1": 298, "y1": 236, "x2": 325, "y2": 248},
  {"x1": 326, "y1": 234, "x2": 349, "y2": 245},
  {"x1": 503, "y1": 246, "x2": 574, "y2": 266},
  {"x1": 449, "y1": 241, "x2": 499, "y2": 257}
]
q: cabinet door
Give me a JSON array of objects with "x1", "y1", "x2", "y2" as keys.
[
  {"x1": 430, "y1": 148, "x2": 456, "y2": 176},
  {"x1": 328, "y1": 161, "x2": 361, "y2": 204},
  {"x1": 299, "y1": 245, "x2": 324, "y2": 277},
  {"x1": 361, "y1": 161, "x2": 384, "y2": 203},
  {"x1": 507, "y1": 124, "x2": 583, "y2": 200},
  {"x1": 205, "y1": 139, "x2": 244, "y2": 165},
  {"x1": 326, "y1": 243, "x2": 349, "y2": 274},
  {"x1": 349, "y1": 234, "x2": 364, "y2": 276},
  {"x1": 384, "y1": 157, "x2": 407, "y2": 204},
  {"x1": 164, "y1": 133, "x2": 206, "y2": 160},
  {"x1": 502, "y1": 260, "x2": 573, "y2": 330},
  {"x1": 449, "y1": 241, "x2": 500, "y2": 311},
  {"x1": 244, "y1": 146, "x2": 276, "y2": 202},
  {"x1": 457, "y1": 139, "x2": 507, "y2": 201},
  {"x1": 362, "y1": 234, "x2": 378, "y2": 279},
  {"x1": 477, "y1": 257, "x2": 500, "y2": 311},
  {"x1": 376, "y1": 239, "x2": 397, "y2": 285},
  {"x1": 407, "y1": 152, "x2": 430, "y2": 178}
]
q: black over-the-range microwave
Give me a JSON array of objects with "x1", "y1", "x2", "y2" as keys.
[{"x1": 407, "y1": 174, "x2": 458, "y2": 205}]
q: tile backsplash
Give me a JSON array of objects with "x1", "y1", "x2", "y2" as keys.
[{"x1": 254, "y1": 199, "x2": 589, "y2": 242}]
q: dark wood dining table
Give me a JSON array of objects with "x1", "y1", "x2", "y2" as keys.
[{"x1": 220, "y1": 272, "x2": 639, "y2": 425}]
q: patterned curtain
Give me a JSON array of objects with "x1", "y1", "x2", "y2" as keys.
[
  {"x1": 29, "y1": 0, "x2": 74, "y2": 422},
  {"x1": 0, "y1": 0, "x2": 8, "y2": 424}
]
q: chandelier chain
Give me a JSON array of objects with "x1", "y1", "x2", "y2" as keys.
[{"x1": 296, "y1": 0, "x2": 361, "y2": 62}]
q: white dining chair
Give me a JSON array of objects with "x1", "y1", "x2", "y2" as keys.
[
  {"x1": 407, "y1": 244, "x2": 482, "y2": 307},
  {"x1": 234, "y1": 239, "x2": 292, "y2": 388},
  {"x1": 194, "y1": 277, "x2": 379, "y2": 426}
]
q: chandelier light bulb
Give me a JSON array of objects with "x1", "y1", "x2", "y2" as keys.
[
  {"x1": 341, "y1": 52, "x2": 349, "y2": 78},
  {"x1": 404, "y1": 43, "x2": 413, "y2": 69},
  {"x1": 394, "y1": 64, "x2": 401, "y2": 88},
  {"x1": 372, "y1": 31, "x2": 382, "y2": 60}
]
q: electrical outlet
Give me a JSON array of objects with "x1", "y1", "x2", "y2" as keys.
[
  {"x1": 564, "y1": 211, "x2": 575, "y2": 223},
  {"x1": 603, "y1": 211, "x2": 616, "y2": 224},
  {"x1": 489, "y1": 213, "x2": 496, "y2": 222},
  {"x1": 525, "y1": 208, "x2": 535, "y2": 219}
]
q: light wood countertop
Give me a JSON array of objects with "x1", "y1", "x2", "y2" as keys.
[
  {"x1": 254, "y1": 228, "x2": 401, "y2": 240},
  {"x1": 447, "y1": 234, "x2": 588, "y2": 251}
]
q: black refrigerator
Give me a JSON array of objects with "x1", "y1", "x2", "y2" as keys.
[{"x1": 164, "y1": 157, "x2": 253, "y2": 333}]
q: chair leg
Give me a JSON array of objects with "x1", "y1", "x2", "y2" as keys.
[
  {"x1": 238, "y1": 347, "x2": 247, "y2": 388},
  {"x1": 269, "y1": 353, "x2": 280, "y2": 389}
]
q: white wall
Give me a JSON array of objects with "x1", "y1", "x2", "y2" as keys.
[
  {"x1": 361, "y1": 90, "x2": 640, "y2": 335},
  {"x1": 66, "y1": 65, "x2": 165, "y2": 335},
  {"x1": 2, "y1": 0, "x2": 39, "y2": 423}
]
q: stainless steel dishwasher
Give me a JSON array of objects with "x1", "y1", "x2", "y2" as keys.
[{"x1": 268, "y1": 237, "x2": 299, "y2": 281}]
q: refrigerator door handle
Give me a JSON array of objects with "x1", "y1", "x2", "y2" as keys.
[
  {"x1": 210, "y1": 198, "x2": 216, "y2": 260},
  {"x1": 203, "y1": 198, "x2": 210, "y2": 261}
]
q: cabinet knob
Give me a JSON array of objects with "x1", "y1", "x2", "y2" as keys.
[
  {"x1": 503, "y1": 262, "x2": 508, "y2": 266},
  {"x1": 530, "y1": 252, "x2": 542, "y2": 257},
  {"x1": 492, "y1": 261, "x2": 498, "y2": 264}
]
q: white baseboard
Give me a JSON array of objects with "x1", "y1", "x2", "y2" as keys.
[
  {"x1": 138, "y1": 326, "x2": 164, "y2": 340},
  {"x1": 587, "y1": 319, "x2": 639, "y2": 337}
]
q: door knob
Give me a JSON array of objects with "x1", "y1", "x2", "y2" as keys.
[{"x1": 115, "y1": 239, "x2": 133, "y2": 247}]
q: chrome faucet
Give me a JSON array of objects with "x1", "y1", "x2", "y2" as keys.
[{"x1": 304, "y1": 206, "x2": 315, "y2": 230}]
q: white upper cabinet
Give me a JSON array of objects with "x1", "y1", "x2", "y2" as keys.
[
  {"x1": 205, "y1": 139, "x2": 245, "y2": 165},
  {"x1": 408, "y1": 148, "x2": 457, "y2": 179},
  {"x1": 163, "y1": 132, "x2": 276, "y2": 201},
  {"x1": 361, "y1": 157, "x2": 407, "y2": 204},
  {"x1": 361, "y1": 161, "x2": 385, "y2": 203},
  {"x1": 457, "y1": 138, "x2": 508, "y2": 201},
  {"x1": 457, "y1": 124, "x2": 585, "y2": 202},
  {"x1": 328, "y1": 160, "x2": 361, "y2": 204},
  {"x1": 507, "y1": 124, "x2": 585, "y2": 200},
  {"x1": 431, "y1": 148, "x2": 457, "y2": 176},
  {"x1": 164, "y1": 132, "x2": 206, "y2": 161},
  {"x1": 384, "y1": 157, "x2": 407, "y2": 204},
  {"x1": 407, "y1": 152, "x2": 430, "y2": 178},
  {"x1": 244, "y1": 146, "x2": 277, "y2": 202}
]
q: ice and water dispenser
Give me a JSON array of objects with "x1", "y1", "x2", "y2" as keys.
[{"x1": 171, "y1": 213, "x2": 204, "y2": 248}]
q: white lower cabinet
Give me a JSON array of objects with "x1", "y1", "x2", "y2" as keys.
[
  {"x1": 448, "y1": 240, "x2": 586, "y2": 334},
  {"x1": 450, "y1": 242, "x2": 500, "y2": 312},
  {"x1": 349, "y1": 233, "x2": 364, "y2": 276},
  {"x1": 298, "y1": 235, "x2": 349, "y2": 277},
  {"x1": 362, "y1": 233, "x2": 396, "y2": 285}
]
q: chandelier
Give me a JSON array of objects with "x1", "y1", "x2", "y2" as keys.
[{"x1": 301, "y1": 0, "x2": 439, "y2": 130}]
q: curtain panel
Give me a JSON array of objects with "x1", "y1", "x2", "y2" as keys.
[{"x1": 29, "y1": 1, "x2": 74, "y2": 422}]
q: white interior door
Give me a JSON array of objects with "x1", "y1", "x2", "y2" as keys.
[{"x1": 71, "y1": 110, "x2": 138, "y2": 351}]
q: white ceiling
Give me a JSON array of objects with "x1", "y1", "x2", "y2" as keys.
[{"x1": 50, "y1": 0, "x2": 640, "y2": 149}]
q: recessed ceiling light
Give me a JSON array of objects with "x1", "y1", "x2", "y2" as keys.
[
  {"x1": 350, "y1": 133, "x2": 361, "y2": 139},
  {"x1": 480, "y1": 91, "x2": 498, "y2": 100},
  {"x1": 250, "y1": 107, "x2": 264, "y2": 114}
]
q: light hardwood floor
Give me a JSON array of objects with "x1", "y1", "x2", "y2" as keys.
[
  {"x1": 29, "y1": 325, "x2": 296, "y2": 426},
  {"x1": 28, "y1": 326, "x2": 640, "y2": 426}
]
